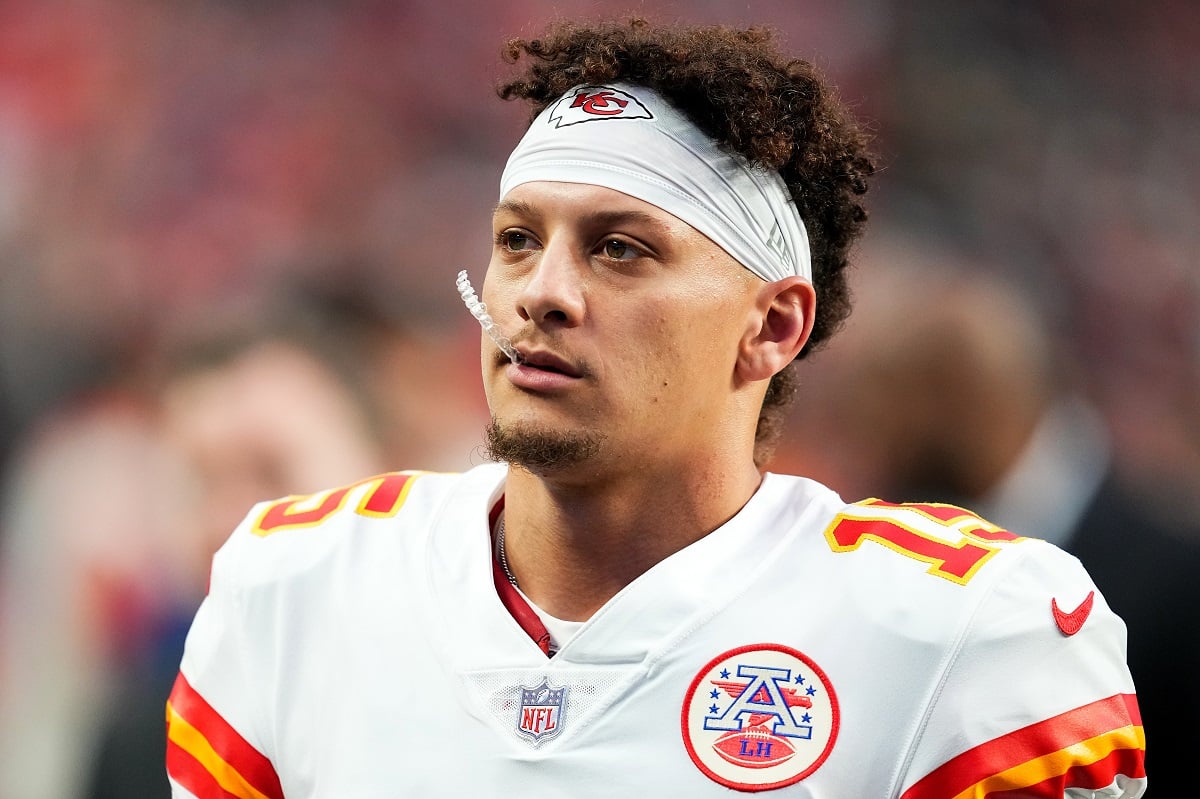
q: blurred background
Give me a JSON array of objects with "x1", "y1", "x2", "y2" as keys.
[{"x1": 0, "y1": 0, "x2": 1195, "y2": 797}]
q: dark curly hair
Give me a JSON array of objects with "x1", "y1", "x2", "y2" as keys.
[{"x1": 497, "y1": 18, "x2": 875, "y2": 465}]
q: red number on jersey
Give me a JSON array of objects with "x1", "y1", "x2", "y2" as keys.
[
  {"x1": 824, "y1": 500, "x2": 1023, "y2": 584},
  {"x1": 252, "y1": 471, "x2": 420, "y2": 536}
]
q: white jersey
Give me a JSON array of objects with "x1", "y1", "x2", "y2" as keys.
[{"x1": 166, "y1": 464, "x2": 1146, "y2": 798}]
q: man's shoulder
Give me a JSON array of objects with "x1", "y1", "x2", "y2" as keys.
[
  {"x1": 807, "y1": 495, "x2": 1125, "y2": 672},
  {"x1": 809, "y1": 494, "x2": 1094, "y2": 606},
  {"x1": 208, "y1": 464, "x2": 504, "y2": 591},
  {"x1": 757, "y1": 475, "x2": 1082, "y2": 580},
  {"x1": 242, "y1": 468, "x2": 463, "y2": 535}
]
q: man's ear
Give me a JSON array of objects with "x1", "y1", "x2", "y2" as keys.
[{"x1": 736, "y1": 276, "x2": 816, "y2": 382}]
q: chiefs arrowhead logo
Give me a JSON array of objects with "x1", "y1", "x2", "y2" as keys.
[
  {"x1": 547, "y1": 86, "x2": 653, "y2": 128},
  {"x1": 1052, "y1": 590, "x2": 1095, "y2": 636}
]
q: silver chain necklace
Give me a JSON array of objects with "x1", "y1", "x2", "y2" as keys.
[{"x1": 496, "y1": 516, "x2": 519, "y2": 588}]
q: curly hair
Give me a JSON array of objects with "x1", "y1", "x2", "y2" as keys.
[{"x1": 497, "y1": 18, "x2": 875, "y2": 465}]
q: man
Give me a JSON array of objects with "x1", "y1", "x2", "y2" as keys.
[{"x1": 166, "y1": 19, "x2": 1146, "y2": 797}]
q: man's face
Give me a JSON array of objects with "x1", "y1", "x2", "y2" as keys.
[{"x1": 480, "y1": 180, "x2": 761, "y2": 477}]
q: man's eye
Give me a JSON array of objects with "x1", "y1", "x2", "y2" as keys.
[
  {"x1": 500, "y1": 231, "x2": 532, "y2": 251},
  {"x1": 602, "y1": 239, "x2": 635, "y2": 259}
]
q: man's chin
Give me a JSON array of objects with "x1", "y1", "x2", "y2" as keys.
[{"x1": 484, "y1": 417, "x2": 604, "y2": 473}]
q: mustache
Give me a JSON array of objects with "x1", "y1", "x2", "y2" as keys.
[{"x1": 494, "y1": 334, "x2": 591, "y2": 379}]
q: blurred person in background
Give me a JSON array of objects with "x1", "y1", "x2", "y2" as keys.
[
  {"x1": 81, "y1": 272, "x2": 492, "y2": 797},
  {"x1": 780, "y1": 236, "x2": 1199, "y2": 797},
  {"x1": 0, "y1": 287, "x2": 401, "y2": 799},
  {"x1": 81, "y1": 283, "x2": 427, "y2": 791},
  {"x1": 0, "y1": 381, "x2": 189, "y2": 799},
  {"x1": 265, "y1": 272, "x2": 492, "y2": 474}
]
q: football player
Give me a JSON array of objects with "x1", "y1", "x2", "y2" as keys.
[{"x1": 167, "y1": 18, "x2": 1146, "y2": 798}]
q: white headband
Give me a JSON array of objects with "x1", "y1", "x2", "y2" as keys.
[{"x1": 499, "y1": 83, "x2": 812, "y2": 283}]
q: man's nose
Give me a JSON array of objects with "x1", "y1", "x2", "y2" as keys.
[{"x1": 516, "y1": 243, "x2": 586, "y2": 327}]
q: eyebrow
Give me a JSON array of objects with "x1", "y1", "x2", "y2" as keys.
[{"x1": 492, "y1": 199, "x2": 675, "y2": 236}]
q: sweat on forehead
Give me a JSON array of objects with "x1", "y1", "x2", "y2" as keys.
[{"x1": 499, "y1": 83, "x2": 812, "y2": 284}]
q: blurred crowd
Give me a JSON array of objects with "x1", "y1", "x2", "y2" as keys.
[{"x1": 0, "y1": 1, "x2": 1195, "y2": 797}]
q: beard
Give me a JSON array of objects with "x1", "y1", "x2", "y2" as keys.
[{"x1": 485, "y1": 416, "x2": 604, "y2": 473}]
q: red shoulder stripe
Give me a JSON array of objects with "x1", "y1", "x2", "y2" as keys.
[
  {"x1": 901, "y1": 693, "x2": 1144, "y2": 799},
  {"x1": 166, "y1": 673, "x2": 285, "y2": 799}
]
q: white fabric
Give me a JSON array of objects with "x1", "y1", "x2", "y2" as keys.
[
  {"x1": 517, "y1": 590, "x2": 585, "y2": 654},
  {"x1": 500, "y1": 83, "x2": 812, "y2": 283},
  {"x1": 169, "y1": 465, "x2": 1144, "y2": 797}
]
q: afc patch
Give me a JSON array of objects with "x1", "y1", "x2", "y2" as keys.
[{"x1": 681, "y1": 643, "x2": 839, "y2": 791}]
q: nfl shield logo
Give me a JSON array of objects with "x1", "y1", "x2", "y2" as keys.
[{"x1": 517, "y1": 679, "x2": 567, "y2": 742}]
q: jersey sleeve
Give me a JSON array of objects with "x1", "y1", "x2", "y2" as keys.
[
  {"x1": 899, "y1": 541, "x2": 1147, "y2": 798},
  {"x1": 165, "y1": 513, "x2": 286, "y2": 799}
]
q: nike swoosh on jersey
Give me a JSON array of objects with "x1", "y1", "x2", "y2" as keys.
[{"x1": 1051, "y1": 590, "x2": 1095, "y2": 636}]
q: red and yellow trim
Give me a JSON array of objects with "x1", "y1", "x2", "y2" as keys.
[
  {"x1": 165, "y1": 673, "x2": 285, "y2": 799},
  {"x1": 901, "y1": 693, "x2": 1145, "y2": 799}
]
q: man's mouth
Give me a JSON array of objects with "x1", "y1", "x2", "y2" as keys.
[{"x1": 514, "y1": 350, "x2": 583, "y2": 378}]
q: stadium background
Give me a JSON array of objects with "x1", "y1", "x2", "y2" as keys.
[{"x1": 0, "y1": 1, "x2": 1195, "y2": 796}]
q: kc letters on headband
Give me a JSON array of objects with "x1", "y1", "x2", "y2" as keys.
[{"x1": 500, "y1": 83, "x2": 813, "y2": 283}]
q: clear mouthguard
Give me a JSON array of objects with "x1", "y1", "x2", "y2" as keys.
[{"x1": 456, "y1": 270, "x2": 523, "y2": 365}]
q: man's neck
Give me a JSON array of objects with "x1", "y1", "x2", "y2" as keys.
[{"x1": 499, "y1": 459, "x2": 763, "y2": 621}]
